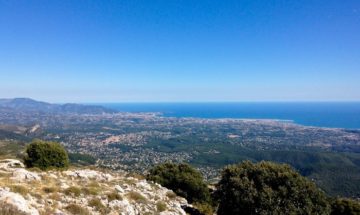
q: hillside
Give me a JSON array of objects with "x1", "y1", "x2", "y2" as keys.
[
  {"x1": 0, "y1": 159, "x2": 189, "y2": 215},
  {"x1": 0, "y1": 98, "x2": 117, "y2": 115}
]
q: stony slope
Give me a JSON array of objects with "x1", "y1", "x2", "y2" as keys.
[{"x1": 0, "y1": 159, "x2": 189, "y2": 215}]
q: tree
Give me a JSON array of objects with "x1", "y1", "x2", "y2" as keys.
[
  {"x1": 147, "y1": 163, "x2": 211, "y2": 204},
  {"x1": 330, "y1": 198, "x2": 360, "y2": 215},
  {"x1": 215, "y1": 161, "x2": 330, "y2": 215},
  {"x1": 24, "y1": 139, "x2": 69, "y2": 170}
]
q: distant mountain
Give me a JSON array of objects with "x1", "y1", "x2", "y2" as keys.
[{"x1": 0, "y1": 98, "x2": 117, "y2": 114}]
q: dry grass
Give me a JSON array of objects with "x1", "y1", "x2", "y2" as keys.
[
  {"x1": 0, "y1": 202, "x2": 27, "y2": 215},
  {"x1": 88, "y1": 198, "x2": 105, "y2": 211},
  {"x1": 166, "y1": 191, "x2": 177, "y2": 199},
  {"x1": 64, "y1": 186, "x2": 81, "y2": 197},
  {"x1": 9, "y1": 185, "x2": 29, "y2": 196},
  {"x1": 107, "y1": 191, "x2": 123, "y2": 201},
  {"x1": 127, "y1": 191, "x2": 147, "y2": 203},
  {"x1": 65, "y1": 204, "x2": 90, "y2": 215},
  {"x1": 42, "y1": 186, "x2": 58, "y2": 193},
  {"x1": 156, "y1": 201, "x2": 167, "y2": 212},
  {"x1": 81, "y1": 181, "x2": 101, "y2": 195}
]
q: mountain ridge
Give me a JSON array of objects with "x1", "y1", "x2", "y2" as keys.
[{"x1": 0, "y1": 98, "x2": 117, "y2": 115}]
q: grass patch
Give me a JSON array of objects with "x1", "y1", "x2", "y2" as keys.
[
  {"x1": 64, "y1": 186, "x2": 81, "y2": 197},
  {"x1": 156, "y1": 201, "x2": 167, "y2": 212},
  {"x1": 107, "y1": 191, "x2": 123, "y2": 201},
  {"x1": 49, "y1": 193, "x2": 61, "y2": 201},
  {"x1": 166, "y1": 191, "x2": 177, "y2": 199},
  {"x1": 88, "y1": 198, "x2": 105, "y2": 211},
  {"x1": 82, "y1": 181, "x2": 101, "y2": 195},
  {"x1": 0, "y1": 202, "x2": 27, "y2": 215},
  {"x1": 126, "y1": 191, "x2": 147, "y2": 203},
  {"x1": 9, "y1": 185, "x2": 29, "y2": 196},
  {"x1": 65, "y1": 204, "x2": 90, "y2": 215},
  {"x1": 42, "y1": 186, "x2": 57, "y2": 193}
]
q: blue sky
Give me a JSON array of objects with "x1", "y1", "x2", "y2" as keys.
[{"x1": 0, "y1": 0, "x2": 359, "y2": 102}]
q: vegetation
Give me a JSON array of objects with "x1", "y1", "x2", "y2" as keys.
[
  {"x1": 9, "y1": 185, "x2": 29, "y2": 196},
  {"x1": 88, "y1": 198, "x2": 105, "y2": 211},
  {"x1": 330, "y1": 198, "x2": 360, "y2": 215},
  {"x1": 107, "y1": 191, "x2": 123, "y2": 201},
  {"x1": 156, "y1": 201, "x2": 167, "y2": 212},
  {"x1": 24, "y1": 140, "x2": 69, "y2": 170},
  {"x1": 215, "y1": 161, "x2": 331, "y2": 215},
  {"x1": 64, "y1": 186, "x2": 82, "y2": 197},
  {"x1": 68, "y1": 153, "x2": 96, "y2": 166},
  {"x1": 126, "y1": 191, "x2": 147, "y2": 203},
  {"x1": 147, "y1": 163, "x2": 211, "y2": 204},
  {"x1": 0, "y1": 202, "x2": 27, "y2": 215},
  {"x1": 0, "y1": 140, "x2": 26, "y2": 159},
  {"x1": 65, "y1": 204, "x2": 90, "y2": 215}
]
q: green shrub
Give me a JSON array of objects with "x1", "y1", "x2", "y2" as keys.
[
  {"x1": 330, "y1": 198, "x2": 360, "y2": 215},
  {"x1": 215, "y1": 161, "x2": 331, "y2": 215},
  {"x1": 24, "y1": 140, "x2": 69, "y2": 170},
  {"x1": 147, "y1": 163, "x2": 211, "y2": 204}
]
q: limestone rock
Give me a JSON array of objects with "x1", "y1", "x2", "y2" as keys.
[{"x1": 0, "y1": 188, "x2": 39, "y2": 215}]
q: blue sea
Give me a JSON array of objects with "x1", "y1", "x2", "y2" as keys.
[{"x1": 100, "y1": 102, "x2": 360, "y2": 129}]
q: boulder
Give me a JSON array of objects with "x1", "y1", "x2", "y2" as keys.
[
  {"x1": 64, "y1": 169, "x2": 113, "y2": 181},
  {"x1": 11, "y1": 168, "x2": 41, "y2": 182},
  {"x1": 0, "y1": 159, "x2": 24, "y2": 171}
]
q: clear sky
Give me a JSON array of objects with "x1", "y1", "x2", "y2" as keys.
[{"x1": 0, "y1": 0, "x2": 359, "y2": 102}]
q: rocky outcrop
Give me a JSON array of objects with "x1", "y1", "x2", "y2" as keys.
[
  {"x1": 0, "y1": 188, "x2": 39, "y2": 215},
  {"x1": 0, "y1": 159, "x2": 189, "y2": 215}
]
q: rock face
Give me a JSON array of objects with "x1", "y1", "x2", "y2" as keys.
[{"x1": 0, "y1": 159, "x2": 189, "y2": 215}]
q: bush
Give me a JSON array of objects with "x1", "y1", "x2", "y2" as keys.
[
  {"x1": 24, "y1": 140, "x2": 69, "y2": 170},
  {"x1": 147, "y1": 163, "x2": 211, "y2": 204},
  {"x1": 330, "y1": 198, "x2": 360, "y2": 215},
  {"x1": 215, "y1": 161, "x2": 331, "y2": 215}
]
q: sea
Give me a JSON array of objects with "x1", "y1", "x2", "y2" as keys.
[{"x1": 99, "y1": 102, "x2": 360, "y2": 129}]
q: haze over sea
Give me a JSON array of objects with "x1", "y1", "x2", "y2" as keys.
[{"x1": 100, "y1": 102, "x2": 360, "y2": 129}]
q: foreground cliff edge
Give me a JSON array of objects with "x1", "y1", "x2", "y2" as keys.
[{"x1": 0, "y1": 159, "x2": 189, "y2": 215}]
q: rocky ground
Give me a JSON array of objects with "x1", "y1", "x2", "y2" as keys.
[{"x1": 0, "y1": 159, "x2": 189, "y2": 215}]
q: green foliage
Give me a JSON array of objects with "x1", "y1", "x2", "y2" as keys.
[
  {"x1": 24, "y1": 140, "x2": 69, "y2": 170},
  {"x1": 215, "y1": 161, "x2": 331, "y2": 215},
  {"x1": 147, "y1": 163, "x2": 211, "y2": 204},
  {"x1": 330, "y1": 198, "x2": 360, "y2": 215},
  {"x1": 68, "y1": 153, "x2": 96, "y2": 166}
]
